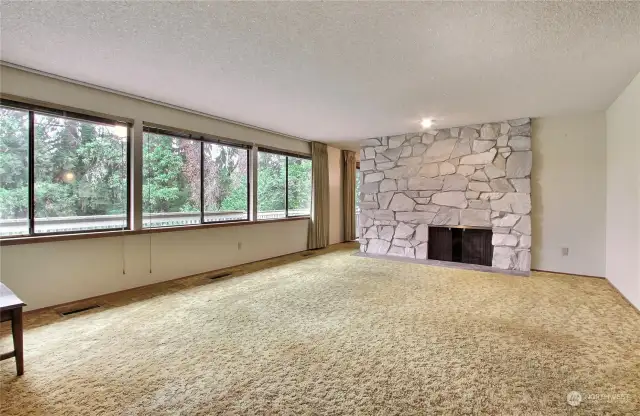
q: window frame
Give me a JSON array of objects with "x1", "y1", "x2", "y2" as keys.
[
  {"x1": 257, "y1": 148, "x2": 312, "y2": 219},
  {"x1": 0, "y1": 96, "x2": 312, "y2": 242},
  {"x1": 142, "y1": 125, "x2": 252, "y2": 228},
  {"x1": 0, "y1": 98, "x2": 132, "y2": 237}
]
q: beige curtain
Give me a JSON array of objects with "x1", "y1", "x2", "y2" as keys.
[
  {"x1": 308, "y1": 142, "x2": 330, "y2": 249},
  {"x1": 342, "y1": 150, "x2": 357, "y2": 241}
]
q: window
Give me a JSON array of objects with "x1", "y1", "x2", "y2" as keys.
[
  {"x1": 287, "y1": 156, "x2": 312, "y2": 216},
  {"x1": 0, "y1": 107, "x2": 29, "y2": 236},
  {"x1": 257, "y1": 152, "x2": 286, "y2": 219},
  {"x1": 257, "y1": 151, "x2": 311, "y2": 219},
  {"x1": 143, "y1": 132, "x2": 201, "y2": 228},
  {"x1": 203, "y1": 142, "x2": 249, "y2": 222},
  {"x1": 0, "y1": 101, "x2": 129, "y2": 236},
  {"x1": 142, "y1": 127, "x2": 250, "y2": 228},
  {"x1": 0, "y1": 98, "x2": 311, "y2": 240}
]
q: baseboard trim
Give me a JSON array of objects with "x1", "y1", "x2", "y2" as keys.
[
  {"x1": 24, "y1": 244, "x2": 356, "y2": 316},
  {"x1": 531, "y1": 269, "x2": 604, "y2": 279},
  {"x1": 526, "y1": 269, "x2": 637, "y2": 314},
  {"x1": 604, "y1": 280, "x2": 640, "y2": 315}
]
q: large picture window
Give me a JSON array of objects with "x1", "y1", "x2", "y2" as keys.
[
  {"x1": 1, "y1": 98, "x2": 311, "y2": 240},
  {"x1": 203, "y1": 142, "x2": 249, "y2": 222},
  {"x1": 0, "y1": 101, "x2": 129, "y2": 236},
  {"x1": 142, "y1": 132, "x2": 201, "y2": 228},
  {"x1": 257, "y1": 151, "x2": 311, "y2": 219},
  {"x1": 286, "y1": 156, "x2": 312, "y2": 217},
  {"x1": 0, "y1": 107, "x2": 29, "y2": 236},
  {"x1": 142, "y1": 127, "x2": 250, "y2": 228}
]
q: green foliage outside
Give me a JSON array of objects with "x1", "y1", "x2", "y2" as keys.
[
  {"x1": 0, "y1": 108, "x2": 127, "y2": 220},
  {"x1": 0, "y1": 108, "x2": 29, "y2": 219},
  {"x1": 142, "y1": 134, "x2": 200, "y2": 214},
  {"x1": 0, "y1": 107, "x2": 312, "y2": 223},
  {"x1": 257, "y1": 153, "x2": 286, "y2": 212},
  {"x1": 257, "y1": 152, "x2": 311, "y2": 214},
  {"x1": 286, "y1": 156, "x2": 312, "y2": 213},
  {"x1": 204, "y1": 142, "x2": 247, "y2": 213},
  {"x1": 142, "y1": 138, "x2": 311, "y2": 216}
]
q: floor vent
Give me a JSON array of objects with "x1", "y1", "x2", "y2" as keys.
[
  {"x1": 301, "y1": 252, "x2": 315, "y2": 257},
  {"x1": 59, "y1": 304, "x2": 101, "y2": 316},
  {"x1": 209, "y1": 272, "x2": 232, "y2": 280}
]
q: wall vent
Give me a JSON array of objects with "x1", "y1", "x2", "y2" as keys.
[
  {"x1": 59, "y1": 304, "x2": 101, "y2": 316},
  {"x1": 209, "y1": 272, "x2": 232, "y2": 280}
]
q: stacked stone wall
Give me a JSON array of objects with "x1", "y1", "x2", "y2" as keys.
[{"x1": 359, "y1": 118, "x2": 532, "y2": 271}]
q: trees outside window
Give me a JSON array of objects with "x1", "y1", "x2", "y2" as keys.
[
  {"x1": 0, "y1": 104, "x2": 128, "y2": 236},
  {"x1": 257, "y1": 151, "x2": 311, "y2": 219},
  {"x1": 203, "y1": 142, "x2": 248, "y2": 222},
  {"x1": 257, "y1": 152, "x2": 286, "y2": 218},
  {"x1": 142, "y1": 133, "x2": 201, "y2": 228},
  {"x1": 142, "y1": 130, "x2": 250, "y2": 228},
  {"x1": 1, "y1": 100, "x2": 312, "y2": 236},
  {"x1": 0, "y1": 107, "x2": 29, "y2": 236},
  {"x1": 33, "y1": 114, "x2": 128, "y2": 233},
  {"x1": 287, "y1": 156, "x2": 311, "y2": 216}
]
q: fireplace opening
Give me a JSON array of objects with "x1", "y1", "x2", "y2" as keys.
[{"x1": 428, "y1": 226, "x2": 493, "y2": 267}]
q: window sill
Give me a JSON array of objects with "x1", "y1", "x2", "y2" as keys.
[{"x1": 0, "y1": 216, "x2": 310, "y2": 247}]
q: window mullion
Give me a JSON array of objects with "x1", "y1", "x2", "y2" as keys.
[
  {"x1": 200, "y1": 141, "x2": 205, "y2": 224},
  {"x1": 245, "y1": 148, "x2": 250, "y2": 221},
  {"x1": 285, "y1": 156, "x2": 289, "y2": 218},
  {"x1": 131, "y1": 120, "x2": 143, "y2": 230},
  {"x1": 250, "y1": 146, "x2": 258, "y2": 221},
  {"x1": 28, "y1": 111, "x2": 35, "y2": 235}
]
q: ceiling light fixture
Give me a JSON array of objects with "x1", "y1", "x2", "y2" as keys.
[{"x1": 420, "y1": 118, "x2": 433, "y2": 129}]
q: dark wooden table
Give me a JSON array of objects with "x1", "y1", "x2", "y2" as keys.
[{"x1": 0, "y1": 283, "x2": 25, "y2": 375}]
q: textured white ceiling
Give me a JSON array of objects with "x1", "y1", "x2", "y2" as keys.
[{"x1": 1, "y1": 1, "x2": 639, "y2": 145}]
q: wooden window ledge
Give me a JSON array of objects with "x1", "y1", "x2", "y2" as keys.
[{"x1": 0, "y1": 217, "x2": 310, "y2": 247}]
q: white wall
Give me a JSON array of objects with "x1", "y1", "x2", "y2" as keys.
[
  {"x1": 328, "y1": 145, "x2": 344, "y2": 245},
  {"x1": 0, "y1": 66, "x2": 312, "y2": 310},
  {"x1": 1, "y1": 220, "x2": 308, "y2": 310},
  {"x1": 605, "y1": 72, "x2": 640, "y2": 310},
  {"x1": 531, "y1": 114, "x2": 607, "y2": 277},
  {"x1": 0, "y1": 66, "x2": 310, "y2": 155}
]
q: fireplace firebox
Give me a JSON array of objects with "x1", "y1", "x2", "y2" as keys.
[{"x1": 428, "y1": 226, "x2": 493, "y2": 267}]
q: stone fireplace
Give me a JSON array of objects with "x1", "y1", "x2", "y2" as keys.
[
  {"x1": 358, "y1": 119, "x2": 532, "y2": 272},
  {"x1": 428, "y1": 226, "x2": 493, "y2": 266}
]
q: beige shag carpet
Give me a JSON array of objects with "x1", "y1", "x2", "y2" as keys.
[{"x1": 1, "y1": 244, "x2": 639, "y2": 415}]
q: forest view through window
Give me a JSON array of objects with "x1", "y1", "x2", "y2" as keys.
[
  {"x1": 204, "y1": 142, "x2": 248, "y2": 222},
  {"x1": 1, "y1": 100, "x2": 312, "y2": 237},
  {"x1": 257, "y1": 151, "x2": 311, "y2": 219},
  {"x1": 142, "y1": 130, "x2": 250, "y2": 228},
  {"x1": 0, "y1": 107, "x2": 29, "y2": 236},
  {"x1": 0, "y1": 104, "x2": 129, "y2": 236}
]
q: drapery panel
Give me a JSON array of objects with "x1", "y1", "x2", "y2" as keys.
[
  {"x1": 342, "y1": 150, "x2": 357, "y2": 242},
  {"x1": 308, "y1": 142, "x2": 329, "y2": 249}
]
